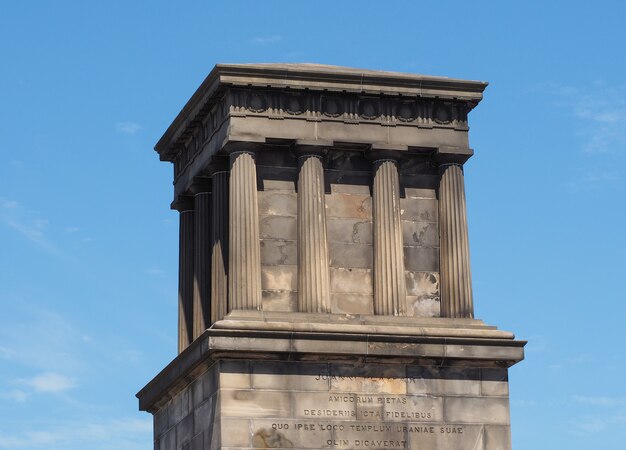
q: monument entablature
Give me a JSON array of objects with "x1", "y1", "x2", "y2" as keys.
[
  {"x1": 138, "y1": 63, "x2": 524, "y2": 450},
  {"x1": 155, "y1": 64, "x2": 485, "y2": 202}
]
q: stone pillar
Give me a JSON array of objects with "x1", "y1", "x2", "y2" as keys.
[
  {"x1": 192, "y1": 181, "x2": 211, "y2": 339},
  {"x1": 372, "y1": 154, "x2": 406, "y2": 316},
  {"x1": 174, "y1": 197, "x2": 194, "y2": 353},
  {"x1": 228, "y1": 149, "x2": 262, "y2": 311},
  {"x1": 295, "y1": 147, "x2": 331, "y2": 313},
  {"x1": 439, "y1": 163, "x2": 474, "y2": 318},
  {"x1": 210, "y1": 160, "x2": 229, "y2": 323}
]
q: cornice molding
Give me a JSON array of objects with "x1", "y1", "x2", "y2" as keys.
[{"x1": 156, "y1": 64, "x2": 487, "y2": 163}]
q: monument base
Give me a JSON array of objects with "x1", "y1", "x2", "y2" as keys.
[{"x1": 138, "y1": 313, "x2": 524, "y2": 450}]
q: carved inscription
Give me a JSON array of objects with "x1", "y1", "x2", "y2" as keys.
[{"x1": 223, "y1": 368, "x2": 504, "y2": 449}]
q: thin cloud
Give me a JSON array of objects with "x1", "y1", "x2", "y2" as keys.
[
  {"x1": 144, "y1": 266, "x2": 164, "y2": 275},
  {"x1": 572, "y1": 395, "x2": 625, "y2": 407},
  {"x1": 252, "y1": 35, "x2": 282, "y2": 45},
  {"x1": 0, "y1": 417, "x2": 151, "y2": 449},
  {"x1": 64, "y1": 226, "x2": 80, "y2": 233},
  {"x1": 556, "y1": 82, "x2": 626, "y2": 154},
  {"x1": 0, "y1": 198, "x2": 65, "y2": 258},
  {"x1": 115, "y1": 121, "x2": 142, "y2": 135},
  {"x1": 17, "y1": 372, "x2": 77, "y2": 394}
]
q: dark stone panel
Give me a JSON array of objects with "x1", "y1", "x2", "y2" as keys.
[
  {"x1": 399, "y1": 156, "x2": 437, "y2": 175},
  {"x1": 256, "y1": 147, "x2": 298, "y2": 168},
  {"x1": 401, "y1": 173, "x2": 439, "y2": 191},
  {"x1": 404, "y1": 246, "x2": 440, "y2": 272},
  {"x1": 325, "y1": 170, "x2": 371, "y2": 189},
  {"x1": 327, "y1": 150, "x2": 371, "y2": 172}
]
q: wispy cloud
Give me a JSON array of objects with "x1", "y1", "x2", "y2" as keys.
[
  {"x1": 17, "y1": 372, "x2": 77, "y2": 394},
  {"x1": 252, "y1": 35, "x2": 282, "y2": 45},
  {"x1": 115, "y1": 121, "x2": 142, "y2": 135},
  {"x1": 144, "y1": 266, "x2": 164, "y2": 275},
  {"x1": 568, "y1": 395, "x2": 626, "y2": 436},
  {"x1": 0, "y1": 198, "x2": 65, "y2": 257},
  {"x1": 572, "y1": 395, "x2": 625, "y2": 407},
  {"x1": 556, "y1": 82, "x2": 626, "y2": 155},
  {"x1": 64, "y1": 226, "x2": 80, "y2": 233},
  {"x1": 0, "y1": 417, "x2": 151, "y2": 449}
]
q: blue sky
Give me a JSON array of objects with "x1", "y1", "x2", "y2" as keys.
[{"x1": 1, "y1": 1, "x2": 625, "y2": 449}]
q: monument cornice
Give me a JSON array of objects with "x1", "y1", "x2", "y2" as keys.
[
  {"x1": 137, "y1": 316, "x2": 525, "y2": 413},
  {"x1": 155, "y1": 63, "x2": 487, "y2": 164}
]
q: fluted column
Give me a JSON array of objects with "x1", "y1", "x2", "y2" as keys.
[
  {"x1": 175, "y1": 197, "x2": 194, "y2": 353},
  {"x1": 439, "y1": 163, "x2": 474, "y2": 318},
  {"x1": 228, "y1": 150, "x2": 262, "y2": 310},
  {"x1": 210, "y1": 162, "x2": 229, "y2": 322},
  {"x1": 372, "y1": 156, "x2": 406, "y2": 315},
  {"x1": 192, "y1": 185, "x2": 211, "y2": 339},
  {"x1": 295, "y1": 148, "x2": 331, "y2": 313}
]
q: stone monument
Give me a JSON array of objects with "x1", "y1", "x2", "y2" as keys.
[{"x1": 137, "y1": 63, "x2": 525, "y2": 450}]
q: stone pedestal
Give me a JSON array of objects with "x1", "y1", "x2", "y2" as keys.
[{"x1": 138, "y1": 314, "x2": 523, "y2": 450}]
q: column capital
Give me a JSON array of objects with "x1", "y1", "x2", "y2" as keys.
[
  {"x1": 367, "y1": 146, "x2": 405, "y2": 165},
  {"x1": 434, "y1": 146, "x2": 474, "y2": 166},
  {"x1": 222, "y1": 138, "x2": 263, "y2": 157},
  {"x1": 291, "y1": 139, "x2": 332, "y2": 159},
  {"x1": 171, "y1": 195, "x2": 195, "y2": 212}
]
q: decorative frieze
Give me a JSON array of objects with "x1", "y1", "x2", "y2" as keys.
[{"x1": 173, "y1": 88, "x2": 470, "y2": 182}]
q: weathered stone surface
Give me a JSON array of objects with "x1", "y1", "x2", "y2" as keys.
[
  {"x1": 260, "y1": 239, "x2": 297, "y2": 265},
  {"x1": 444, "y1": 397, "x2": 510, "y2": 424},
  {"x1": 331, "y1": 293, "x2": 374, "y2": 315},
  {"x1": 403, "y1": 187, "x2": 437, "y2": 199},
  {"x1": 484, "y1": 425, "x2": 512, "y2": 450},
  {"x1": 404, "y1": 247, "x2": 439, "y2": 272},
  {"x1": 329, "y1": 183, "x2": 371, "y2": 195},
  {"x1": 257, "y1": 191, "x2": 297, "y2": 216},
  {"x1": 261, "y1": 265, "x2": 297, "y2": 291},
  {"x1": 221, "y1": 390, "x2": 292, "y2": 418},
  {"x1": 261, "y1": 290, "x2": 296, "y2": 312},
  {"x1": 259, "y1": 216, "x2": 296, "y2": 240},
  {"x1": 330, "y1": 268, "x2": 373, "y2": 294},
  {"x1": 326, "y1": 218, "x2": 373, "y2": 244},
  {"x1": 399, "y1": 198, "x2": 438, "y2": 222},
  {"x1": 325, "y1": 193, "x2": 372, "y2": 219},
  {"x1": 329, "y1": 242, "x2": 373, "y2": 268},
  {"x1": 481, "y1": 369, "x2": 509, "y2": 397},
  {"x1": 402, "y1": 221, "x2": 438, "y2": 247}
]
